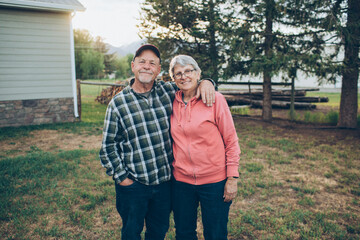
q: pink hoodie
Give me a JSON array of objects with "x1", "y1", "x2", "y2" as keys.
[{"x1": 171, "y1": 91, "x2": 241, "y2": 185}]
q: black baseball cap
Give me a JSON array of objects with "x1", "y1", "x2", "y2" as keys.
[{"x1": 133, "y1": 44, "x2": 161, "y2": 62}]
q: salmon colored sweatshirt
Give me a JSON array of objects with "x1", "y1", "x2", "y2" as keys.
[{"x1": 171, "y1": 91, "x2": 241, "y2": 185}]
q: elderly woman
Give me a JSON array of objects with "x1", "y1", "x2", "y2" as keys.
[{"x1": 169, "y1": 55, "x2": 241, "y2": 240}]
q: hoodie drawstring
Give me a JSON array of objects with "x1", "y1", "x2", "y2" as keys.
[
  {"x1": 175, "y1": 91, "x2": 198, "y2": 126},
  {"x1": 177, "y1": 102, "x2": 182, "y2": 126},
  {"x1": 187, "y1": 102, "x2": 191, "y2": 122}
]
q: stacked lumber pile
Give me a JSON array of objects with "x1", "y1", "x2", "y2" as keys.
[
  {"x1": 95, "y1": 82, "x2": 126, "y2": 105},
  {"x1": 95, "y1": 77, "x2": 168, "y2": 105},
  {"x1": 220, "y1": 88, "x2": 328, "y2": 109}
]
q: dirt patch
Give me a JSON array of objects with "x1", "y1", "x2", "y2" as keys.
[
  {"x1": 1, "y1": 109, "x2": 359, "y2": 158},
  {"x1": 0, "y1": 130, "x2": 102, "y2": 158},
  {"x1": 237, "y1": 106, "x2": 360, "y2": 141}
]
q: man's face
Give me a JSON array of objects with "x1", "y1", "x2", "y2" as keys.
[{"x1": 131, "y1": 50, "x2": 161, "y2": 84}]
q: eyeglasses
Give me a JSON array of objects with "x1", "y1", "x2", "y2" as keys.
[{"x1": 173, "y1": 69, "x2": 196, "y2": 80}]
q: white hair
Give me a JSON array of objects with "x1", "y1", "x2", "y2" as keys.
[{"x1": 169, "y1": 55, "x2": 201, "y2": 81}]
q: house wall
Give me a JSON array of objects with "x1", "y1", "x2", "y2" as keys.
[
  {"x1": 0, "y1": 98, "x2": 75, "y2": 127},
  {"x1": 0, "y1": 7, "x2": 76, "y2": 127}
]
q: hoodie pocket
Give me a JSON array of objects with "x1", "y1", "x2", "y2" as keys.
[{"x1": 191, "y1": 147, "x2": 224, "y2": 176}]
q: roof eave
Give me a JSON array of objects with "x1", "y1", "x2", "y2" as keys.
[{"x1": 0, "y1": 0, "x2": 86, "y2": 12}]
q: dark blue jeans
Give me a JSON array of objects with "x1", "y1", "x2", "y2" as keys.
[
  {"x1": 172, "y1": 179, "x2": 231, "y2": 240},
  {"x1": 115, "y1": 180, "x2": 171, "y2": 240}
]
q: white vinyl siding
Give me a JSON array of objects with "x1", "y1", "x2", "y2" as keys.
[{"x1": 0, "y1": 7, "x2": 73, "y2": 101}]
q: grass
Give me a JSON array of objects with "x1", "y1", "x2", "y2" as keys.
[
  {"x1": 79, "y1": 79, "x2": 115, "y2": 123},
  {"x1": 228, "y1": 90, "x2": 360, "y2": 126},
  {"x1": 306, "y1": 92, "x2": 343, "y2": 108},
  {"x1": 0, "y1": 121, "x2": 103, "y2": 141},
  {"x1": 304, "y1": 91, "x2": 360, "y2": 126},
  {"x1": 233, "y1": 120, "x2": 360, "y2": 239},
  {"x1": 0, "y1": 148, "x2": 118, "y2": 239},
  {"x1": 231, "y1": 106, "x2": 250, "y2": 115},
  {"x1": 0, "y1": 83, "x2": 359, "y2": 239}
]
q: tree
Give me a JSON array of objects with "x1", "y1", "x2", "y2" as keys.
[
  {"x1": 94, "y1": 36, "x2": 117, "y2": 77},
  {"x1": 224, "y1": 1, "x2": 302, "y2": 121},
  {"x1": 273, "y1": 0, "x2": 359, "y2": 128},
  {"x1": 138, "y1": 0, "x2": 359, "y2": 126},
  {"x1": 139, "y1": 0, "x2": 228, "y2": 82},
  {"x1": 223, "y1": 0, "x2": 344, "y2": 122},
  {"x1": 74, "y1": 29, "x2": 106, "y2": 79},
  {"x1": 113, "y1": 54, "x2": 134, "y2": 79},
  {"x1": 337, "y1": 0, "x2": 359, "y2": 128},
  {"x1": 293, "y1": 0, "x2": 359, "y2": 128},
  {"x1": 79, "y1": 50, "x2": 104, "y2": 79},
  {"x1": 262, "y1": 0, "x2": 276, "y2": 121},
  {"x1": 125, "y1": 54, "x2": 135, "y2": 78},
  {"x1": 74, "y1": 29, "x2": 93, "y2": 79}
]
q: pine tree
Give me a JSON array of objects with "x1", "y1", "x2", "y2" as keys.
[
  {"x1": 337, "y1": 0, "x2": 359, "y2": 128},
  {"x1": 223, "y1": 0, "x2": 321, "y2": 121},
  {"x1": 139, "y1": 0, "x2": 228, "y2": 82},
  {"x1": 138, "y1": 0, "x2": 359, "y2": 126},
  {"x1": 223, "y1": 0, "x2": 356, "y2": 122},
  {"x1": 293, "y1": 0, "x2": 359, "y2": 128}
]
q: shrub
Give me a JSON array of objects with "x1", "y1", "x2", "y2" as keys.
[
  {"x1": 303, "y1": 112, "x2": 325, "y2": 124},
  {"x1": 231, "y1": 106, "x2": 250, "y2": 115},
  {"x1": 325, "y1": 110, "x2": 339, "y2": 125}
]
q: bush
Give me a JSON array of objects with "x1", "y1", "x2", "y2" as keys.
[
  {"x1": 302, "y1": 111, "x2": 346, "y2": 125},
  {"x1": 303, "y1": 111, "x2": 325, "y2": 124},
  {"x1": 231, "y1": 106, "x2": 250, "y2": 115},
  {"x1": 288, "y1": 110, "x2": 300, "y2": 121},
  {"x1": 325, "y1": 110, "x2": 339, "y2": 125}
]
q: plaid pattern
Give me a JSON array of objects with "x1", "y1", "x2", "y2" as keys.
[{"x1": 100, "y1": 80, "x2": 177, "y2": 185}]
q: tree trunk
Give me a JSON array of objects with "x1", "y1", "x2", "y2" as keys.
[
  {"x1": 262, "y1": 0, "x2": 275, "y2": 122},
  {"x1": 263, "y1": 73, "x2": 273, "y2": 121},
  {"x1": 338, "y1": 0, "x2": 359, "y2": 128},
  {"x1": 290, "y1": 76, "x2": 296, "y2": 121},
  {"x1": 208, "y1": 0, "x2": 219, "y2": 82}
]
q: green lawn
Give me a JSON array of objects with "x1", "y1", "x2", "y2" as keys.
[
  {"x1": 79, "y1": 79, "x2": 118, "y2": 123},
  {"x1": 0, "y1": 81, "x2": 359, "y2": 239},
  {"x1": 306, "y1": 91, "x2": 342, "y2": 108}
]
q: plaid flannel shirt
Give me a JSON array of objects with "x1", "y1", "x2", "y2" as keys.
[{"x1": 99, "y1": 79, "x2": 177, "y2": 186}]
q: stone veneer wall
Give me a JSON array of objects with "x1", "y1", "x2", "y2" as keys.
[{"x1": 0, "y1": 98, "x2": 76, "y2": 127}]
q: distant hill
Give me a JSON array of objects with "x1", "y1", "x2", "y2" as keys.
[{"x1": 107, "y1": 39, "x2": 147, "y2": 57}]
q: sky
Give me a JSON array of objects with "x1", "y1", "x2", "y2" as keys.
[{"x1": 72, "y1": 0, "x2": 143, "y2": 47}]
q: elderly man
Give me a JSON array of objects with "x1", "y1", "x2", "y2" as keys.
[{"x1": 99, "y1": 44, "x2": 215, "y2": 240}]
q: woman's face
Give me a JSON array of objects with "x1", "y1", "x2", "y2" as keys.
[{"x1": 173, "y1": 64, "x2": 200, "y2": 92}]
